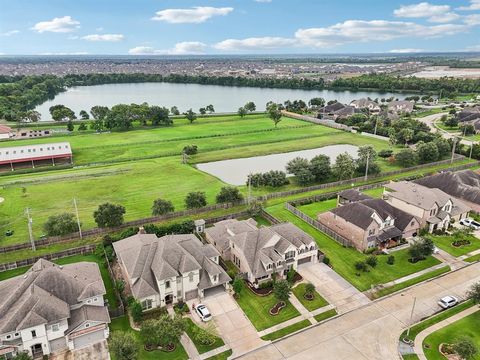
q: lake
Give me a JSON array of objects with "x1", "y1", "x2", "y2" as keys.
[
  {"x1": 35, "y1": 82, "x2": 412, "y2": 121},
  {"x1": 197, "y1": 144, "x2": 359, "y2": 185}
]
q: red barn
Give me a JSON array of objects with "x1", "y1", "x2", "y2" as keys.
[{"x1": 0, "y1": 142, "x2": 72, "y2": 171}]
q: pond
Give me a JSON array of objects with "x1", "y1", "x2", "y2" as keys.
[
  {"x1": 35, "y1": 82, "x2": 413, "y2": 121},
  {"x1": 196, "y1": 144, "x2": 359, "y2": 185}
]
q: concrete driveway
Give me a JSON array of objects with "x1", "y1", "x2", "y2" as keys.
[
  {"x1": 237, "y1": 262, "x2": 480, "y2": 360},
  {"x1": 50, "y1": 340, "x2": 109, "y2": 360},
  {"x1": 201, "y1": 292, "x2": 266, "y2": 357},
  {"x1": 297, "y1": 263, "x2": 370, "y2": 313}
]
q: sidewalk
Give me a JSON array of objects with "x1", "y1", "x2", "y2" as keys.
[
  {"x1": 459, "y1": 247, "x2": 480, "y2": 261},
  {"x1": 414, "y1": 307, "x2": 479, "y2": 360}
]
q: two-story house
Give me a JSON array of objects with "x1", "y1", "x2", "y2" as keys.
[
  {"x1": 0, "y1": 259, "x2": 110, "y2": 359},
  {"x1": 318, "y1": 197, "x2": 421, "y2": 251},
  {"x1": 113, "y1": 232, "x2": 230, "y2": 310},
  {"x1": 205, "y1": 219, "x2": 319, "y2": 287},
  {"x1": 350, "y1": 99, "x2": 381, "y2": 113},
  {"x1": 387, "y1": 100, "x2": 414, "y2": 114},
  {"x1": 384, "y1": 181, "x2": 470, "y2": 233}
]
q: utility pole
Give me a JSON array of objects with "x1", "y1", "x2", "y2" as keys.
[
  {"x1": 451, "y1": 137, "x2": 458, "y2": 164},
  {"x1": 406, "y1": 297, "x2": 417, "y2": 337},
  {"x1": 247, "y1": 173, "x2": 252, "y2": 206},
  {"x1": 469, "y1": 141, "x2": 474, "y2": 159},
  {"x1": 25, "y1": 208, "x2": 35, "y2": 251},
  {"x1": 73, "y1": 198, "x2": 82, "y2": 239},
  {"x1": 364, "y1": 152, "x2": 370, "y2": 182}
]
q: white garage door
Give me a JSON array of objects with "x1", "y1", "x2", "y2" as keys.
[
  {"x1": 49, "y1": 337, "x2": 67, "y2": 353},
  {"x1": 73, "y1": 329, "x2": 105, "y2": 349}
]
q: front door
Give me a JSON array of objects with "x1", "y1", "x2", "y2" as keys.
[
  {"x1": 165, "y1": 294, "x2": 173, "y2": 305},
  {"x1": 31, "y1": 344, "x2": 43, "y2": 358}
]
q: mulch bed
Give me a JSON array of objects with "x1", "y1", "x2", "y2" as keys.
[
  {"x1": 452, "y1": 240, "x2": 471, "y2": 247},
  {"x1": 303, "y1": 293, "x2": 314, "y2": 301},
  {"x1": 269, "y1": 301, "x2": 286, "y2": 316},
  {"x1": 162, "y1": 343, "x2": 176, "y2": 352},
  {"x1": 291, "y1": 272, "x2": 303, "y2": 285},
  {"x1": 246, "y1": 281, "x2": 273, "y2": 296}
]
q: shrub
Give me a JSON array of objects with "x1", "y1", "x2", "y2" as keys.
[
  {"x1": 453, "y1": 337, "x2": 478, "y2": 360},
  {"x1": 355, "y1": 261, "x2": 368, "y2": 272},
  {"x1": 43, "y1": 212, "x2": 78, "y2": 236},
  {"x1": 273, "y1": 279, "x2": 291, "y2": 303},
  {"x1": 216, "y1": 186, "x2": 244, "y2": 204},
  {"x1": 387, "y1": 255, "x2": 395, "y2": 265},
  {"x1": 185, "y1": 191, "x2": 207, "y2": 209},
  {"x1": 151, "y1": 198, "x2": 175, "y2": 216},
  {"x1": 305, "y1": 283, "x2": 315, "y2": 295},
  {"x1": 259, "y1": 280, "x2": 274, "y2": 289},
  {"x1": 93, "y1": 203, "x2": 126, "y2": 228},
  {"x1": 232, "y1": 276, "x2": 244, "y2": 296},
  {"x1": 366, "y1": 255, "x2": 378, "y2": 268},
  {"x1": 378, "y1": 149, "x2": 394, "y2": 158},
  {"x1": 109, "y1": 331, "x2": 139, "y2": 360},
  {"x1": 130, "y1": 300, "x2": 143, "y2": 323},
  {"x1": 183, "y1": 145, "x2": 198, "y2": 155},
  {"x1": 323, "y1": 256, "x2": 330, "y2": 266}
]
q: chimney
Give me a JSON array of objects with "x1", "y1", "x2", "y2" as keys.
[{"x1": 138, "y1": 226, "x2": 146, "y2": 234}]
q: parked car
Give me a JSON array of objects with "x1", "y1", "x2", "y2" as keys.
[
  {"x1": 433, "y1": 246, "x2": 440, "y2": 254},
  {"x1": 195, "y1": 304, "x2": 212, "y2": 322},
  {"x1": 459, "y1": 218, "x2": 480, "y2": 230},
  {"x1": 438, "y1": 296, "x2": 458, "y2": 309}
]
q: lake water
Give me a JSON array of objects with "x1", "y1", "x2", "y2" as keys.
[
  {"x1": 35, "y1": 82, "x2": 412, "y2": 121},
  {"x1": 197, "y1": 144, "x2": 359, "y2": 185}
]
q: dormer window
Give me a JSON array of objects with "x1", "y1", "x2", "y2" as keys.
[
  {"x1": 213, "y1": 275, "x2": 218, "y2": 282},
  {"x1": 189, "y1": 272, "x2": 194, "y2": 282},
  {"x1": 165, "y1": 280, "x2": 171, "y2": 289}
]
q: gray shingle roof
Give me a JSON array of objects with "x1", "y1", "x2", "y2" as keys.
[
  {"x1": 339, "y1": 189, "x2": 373, "y2": 202},
  {"x1": 331, "y1": 202, "x2": 376, "y2": 230},
  {"x1": 67, "y1": 305, "x2": 110, "y2": 334}
]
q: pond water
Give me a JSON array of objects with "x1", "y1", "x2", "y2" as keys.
[
  {"x1": 196, "y1": 144, "x2": 359, "y2": 185},
  {"x1": 35, "y1": 82, "x2": 413, "y2": 121}
]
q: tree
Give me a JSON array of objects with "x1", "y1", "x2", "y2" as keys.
[
  {"x1": 20, "y1": 110, "x2": 41, "y2": 123},
  {"x1": 232, "y1": 276, "x2": 244, "y2": 297},
  {"x1": 273, "y1": 279, "x2": 291, "y2": 303},
  {"x1": 444, "y1": 116, "x2": 458, "y2": 128},
  {"x1": 66, "y1": 120, "x2": 74, "y2": 132},
  {"x1": 244, "y1": 101, "x2": 256, "y2": 112},
  {"x1": 170, "y1": 106, "x2": 180, "y2": 116},
  {"x1": 453, "y1": 337, "x2": 478, "y2": 360},
  {"x1": 185, "y1": 192, "x2": 207, "y2": 209},
  {"x1": 309, "y1": 155, "x2": 332, "y2": 181},
  {"x1": 417, "y1": 141, "x2": 439, "y2": 163},
  {"x1": 130, "y1": 300, "x2": 143, "y2": 323},
  {"x1": 296, "y1": 168, "x2": 316, "y2": 185},
  {"x1": 355, "y1": 261, "x2": 368, "y2": 272},
  {"x1": 152, "y1": 199, "x2": 175, "y2": 216},
  {"x1": 184, "y1": 109, "x2": 197, "y2": 124},
  {"x1": 308, "y1": 97, "x2": 325, "y2": 108},
  {"x1": 109, "y1": 331, "x2": 138, "y2": 360},
  {"x1": 305, "y1": 283, "x2": 315, "y2": 296},
  {"x1": 397, "y1": 128, "x2": 414, "y2": 146},
  {"x1": 157, "y1": 314, "x2": 186, "y2": 347},
  {"x1": 93, "y1": 203, "x2": 126, "y2": 228},
  {"x1": 90, "y1": 119, "x2": 104, "y2": 132},
  {"x1": 12, "y1": 352, "x2": 32, "y2": 360},
  {"x1": 50, "y1": 105, "x2": 76, "y2": 122},
  {"x1": 433, "y1": 138, "x2": 451, "y2": 158},
  {"x1": 237, "y1": 107, "x2": 247, "y2": 118},
  {"x1": 395, "y1": 148, "x2": 418, "y2": 167},
  {"x1": 78, "y1": 123, "x2": 87, "y2": 131},
  {"x1": 366, "y1": 255, "x2": 378, "y2": 268},
  {"x1": 141, "y1": 320, "x2": 161, "y2": 347},
  {"x1": 90, "y1": 105, "x2": 109, "y2": 120},
  {"x1": 286, "y1": 157, "x2": 310, "y2": 175},
  {"x1": 43, "y1": 213, "x2": 78, "y2": 236},
  {"x1": 467, "y1": 282, "x2": 480, "y2": 304},
  {"x1": 460, "y1": 124, "x2": 476, "y2": 136},
  {"x1": 216, "y1": 186, "x2": 244, "y2": 204},
  {"x1": 357, "y1": 145, "x2": 377, "y2": 164},
  {"x1": 267, "y1": 103, "x2": 282, "y2": 127},
  {"x1": 206, "y1": 104, "x2": 215, "y2": 113},
  {"x1": 79, "y1": 110, "x2": 90, "y2": 120},
  {"x1": 199, "y1": 107, "x2": 206, "y2": 115},
  {"x1": 150, "y1": 106, "x2": 171, "y2": 126},
  {"x1": 332, "y1": 152, "x2": 356, "y2": 180},
  {"x1": 104, "y1": 104, "x2": 133, "y2": 130},
  {"x1": 183, "y1": 145, "x2": 198, "y2": 155},
  {"x1": 409, "y1": 238, "x2": 434, "y2": 262}
]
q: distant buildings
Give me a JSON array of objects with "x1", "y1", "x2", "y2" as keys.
[
  {"x1": 0, "y1": 142, "x2": 72, "y2": 171},
  {"x1": 0, "y1": 259, "x2": 110, "y2": 359},
  {"x1": 456, "y1": 106, "x2": 480, "y2": 133},
  {"x1": 387, "y1": 100, "x2": 414, "y2": 114}
]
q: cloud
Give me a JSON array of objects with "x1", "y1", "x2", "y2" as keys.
[
  {"x1": 32, "y1": 16, "x2": 80, "y2": 33},
  {"x1": 389, "y1": 48, "x2": 425, "y2": 53},
  {"x1": 458, "y1": 0, "x2": 480, "y2": 11},
  {"x1": 393, "y1": 2, "x2": 461, "y2": 23},
  {"x1": 428, "y1": 12, "x2": 461, "y2": 23},
  {"x1": 152, "y1": 6, "x2": 233, "y2": 24},
  {"x1": 39, "y1": 52, "x2": 89, "y2": 55},
  {"x1": 1, "y1": 30, "x2": 20, "y2": 36},
  {"x1": 213, "y1": 37, "x2": 296, "y2": 51},
  {"x1": 254, "y1": 0, "x2": 272, "y2": 2},
  {"x1": 81, "y1": 34, "x2": 124, "y2": 42},
  {"x1": 465, "y1": 44, "x2": 480, "y2": 51},
  {"x1": 129, "y1": 41, "x2": 207, "y2": 55},
  {"x1": 464, "y1": 14, "x2": 480, "y2": 25}
]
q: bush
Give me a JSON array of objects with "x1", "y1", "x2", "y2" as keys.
[
  {"x1": 305, "y1": 283, "x2": 315, "y2": 295},
  {"x1": 185, "y1": 191, "x2": 207, "y2": 209},
  {"x1": 43, "y1": 212, "x2": 78, "y2": 236},
  {"x1": 93, "y1": 203, "x2": 126, "y2": 228},
  {"x1": 130, "y1": 300, "x2": 143, "y2": 324},
  {"x1": 453, "y1": 337, "x2": 478, "y2": 360},
  {"x1": 323, "y1": 256, "x2": 330, "y2": 266},
  {"x1": 355, "y1": 261, "x2": 368, "y2": 272},
  {"x1": 259, "y1": 280, "x2": 274, "y2": 289},
  {"x1": 183, "y1": 145, "x2": 198, "y2": 155},
  {"x1": 151, "y1": 198, "x2": 175, "y2": 216},
  {"x1": 247, "y1": 171, "x2": 289, "y2": 188},
  {"x1": 378, "y1": 149, "x2": 394, "y2": 158},
  {"x1": 216, "y1": 186, "x2": 244, "y2": 204},
  {"x1": 387, "y1": 255, "x2": 395, "y2": 265},
  {"x1": 366, "y1": 255, "x2": 378, "y2": 268},
  {"x1": 109, "y1": 331, "x2": 139, "y2": 360}
]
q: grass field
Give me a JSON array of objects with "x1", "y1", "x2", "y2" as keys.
[
  {"x1": 465, "y1": 253, "x2": 480, "y2": 263},
  {"x1": 428, "y1": 234, "x2": 480, "y2": 257},
  {"x1": 423, "y1": 310, "x2": 480, "y2": 360},
  {"x1": 266, "y1": 203, "x2": 442, "y2": 291},
  {"x1": 183, "y1": 318, "x2": 225, "y2": 354},
  {"x1": 260, "y1": 319, "x2": 311, "y2": 341},
  {"x1": 292, "y1": 283, "x2": 329, "y2": 311},
  {"x1": 313, "y1": 308, "x2": 338, "y2": 323}
]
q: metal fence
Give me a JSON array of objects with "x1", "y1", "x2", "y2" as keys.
[
  {"x1": 285, "y1": 203, "x2": 353, "y2": 248},
  {"x1": 0, "y1": 244, "x2": 96, "y2": 272}
]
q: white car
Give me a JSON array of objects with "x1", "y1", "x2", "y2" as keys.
[
  {"x1": 195, "y1": 304, "x2": 212, "y2": 322},
  {"x1": 459, "y1": 218, "x2": 480, "y2": 230},
  {"x1": 438, "y1": 296, "x2": 459, "y2": 309},
  {"x1": 433, "y1": 246, "x2": 440, "y2": 254}
]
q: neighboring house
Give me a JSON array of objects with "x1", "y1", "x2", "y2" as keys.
[
  {"x1": 350, "y1": 98, "x2": 381, "y2": 112},
  {"x1": 205, "y1": 219, "x2": 319, "y2": 287},
  {"x1": 384, "y1": 181, "x2": 470, "y2": 233},
  {"x1": 113, "y1": 231, "x2": 230, "y2": 310},
  {"x1": 456, "y1": 107, "x2": 480, "y2": 133},
  {"x1": 415, "y1": 170, "x2": 480, "y2": 213},
  {"x1": 0, "y1": 259, "x2": 110, "y2": 359},
  {"x1": 14, "y1": 129, "x2": 52, "y2": 140},
  {"x1": 0, "y1": 125, "x2": 13, "y2": 140},
  {"x1": 387, "y1": 100, "x2": 414, "y2": 113},
  {"x1": 317, "y1": 103, "x2": 362, "y2": 120},
  {"x1": 318, "y1": 198, "x2": 420, "y2": 251},
  {"x1": 338, "y1": 189, "x2": 373, "y2": 206}
]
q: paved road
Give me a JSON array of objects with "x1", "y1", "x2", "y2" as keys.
[
  {"x1": 237, "y1": 262, "x2": 480, "y2": 360},
  {"x1": 417, "y1": 112, "x2": 477, "y2": 146}
]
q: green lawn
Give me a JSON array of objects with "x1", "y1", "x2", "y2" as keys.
[
  {"x1": 109, "y1": 316, "x2": 188, "y2": 360},
  {"x1": 428, "y1": 234, "x2": 480, "y2": 257},
  {"x1": 184, "y1": 318, "x2": 225, "y2": 354},
  {"x1": 423, "y1": 310, "x2": 480, "y2": 360},
  {"x1": 205, "y1": 350, "x2": 233, "y2": 360},
  {"x1": 235, "y1": 286, "x2": 300, "y2": 331},
  {"x1": 313, "y1": 309, "x2": 338, "y2": 323},
  {"x1": 260, "y1": 320, "x2": 311, "y2": 341},
  {"x1": 371, "y1": 266, "x2": 450, "y2": 299},
  {"x1": 465, "y1": 254, "x2": 480, "y2": 263},
  {"x1": 266, "y1": 203, "x2": 442, "y2": 291},
  {"x1": 292, "y1": 283, "x2": 329, "y2": 311},
  {"x1": 0, "y1": 253, "x2": 118, "y2": 308}
]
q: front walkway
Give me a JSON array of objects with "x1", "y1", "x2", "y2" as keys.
[
  {"x1": 297, "y1": 262, "x2": 370, "y2": 313},
  {"x1": 413, "y1": 307, "x2": 479, "y2": 360},
  {"x1": 434, "y1": 249, "x2": 467, "y2": 271}
]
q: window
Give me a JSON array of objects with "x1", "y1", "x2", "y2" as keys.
[
  {"x1": 6, "y1": 335, "x2": 11, "y2": 340},
  {"x1": 369, "y1": 228, "x2": 375, "y2": 235},
  {"x1": 14, "y1": 333, "x2": 19, "y2": 337},
  {"x1": 277, "y1": 261, "x2": 282, "y2": 266},
  {"x1": 285, "y1": 251, "x2": 295, "y2": 260},
  {"x1": 52, "y1": 323, "x2": 59, "y2": 332},
  {"x1": 165, "y1": 280, "x2": 171, "y2": 289},
  {"x1": 31, "y1": 330, "x2": 36, "y2": 338},
  {"x1": 142, "y1": 299, "x2": 153, "y2": 310},
  {"x1": 213, "y1": 275, "x2": 218, "y2": 282},
  {"x1": 411, "y1": 221, "x2": 415, "y2": 226},
  {"x1": 266, "y1": 264, "x2": 272, "y2": 270},
  {"x1": 85, "y1": 323, "x2": 90, "y2": 328},
  {"x1": 189, "y1": 272, "x2": 194, "y2": 282},
  {"x1": 87, "y1": 299, "x2": 91, "y2": 304}
]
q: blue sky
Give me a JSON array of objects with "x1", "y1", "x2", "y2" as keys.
[{"x1": 1, "y1": 0, "x2": 480, "y2": 55}]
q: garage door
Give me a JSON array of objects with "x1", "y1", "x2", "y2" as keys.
[
  {"x1": 72, "y1": 329, "x2": 105, "y2": 349},
  {"x1": 203, "y1": 285, "x2": 226, "y2": 298},
  {"x1": 185, "y1": 290, "x2": 198, "y2": 301},
  {"x1": 49, "y1": 337, "x2": 67, "y2": 353},
  {"x1": 298, "y1": 256, "x2": 312, "y2": 265}
]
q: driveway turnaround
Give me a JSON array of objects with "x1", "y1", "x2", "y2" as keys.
[
  {"x1": 238, "y1": 262, "x2": 480, "y2": 360},
  {"x1": 297, "y1": 263, "x2": 370, "y2": 314},
  {"x1": 201, "y1": 292, "x2": 266, "y2": 357}
]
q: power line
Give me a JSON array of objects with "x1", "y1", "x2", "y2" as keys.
[{"x1": 25, "y1": 208, "x2": 36, "y2": 251}]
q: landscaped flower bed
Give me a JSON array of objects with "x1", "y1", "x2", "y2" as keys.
[{"x1": 269, "y1": 301, "x2": 286, "y2": 315}]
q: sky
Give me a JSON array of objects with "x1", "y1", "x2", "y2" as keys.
[{"x1": 1, "y1": 0, "x2": 480, "y2": 55}]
